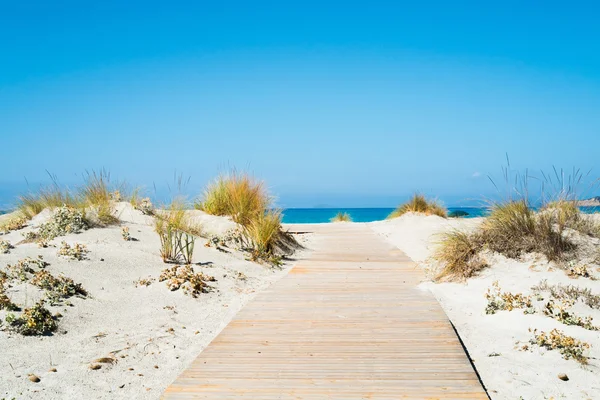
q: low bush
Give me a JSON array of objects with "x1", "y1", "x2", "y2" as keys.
[
  {"x1": 0, "y1": 215, "x2": 28, "y2": 233},
  {"x1": 38, "y1": 206, "x2": 87, "y2": 240},
  {"x1": 388, "y1": 194, "x2": 447, "y2": 219},
  {"x1": 5, "y1": 301, "x2": 58, "y2": 336}
]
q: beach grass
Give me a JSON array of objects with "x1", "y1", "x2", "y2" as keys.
[
  {"x1": 435, "y1": 231, "x2": 487, "y2": 280},
  {"x1": 197, "y1": 172, "x2": 270, "y2": 227},
  {"x1": 388, "y1": 193, "x2": 447, "y2": 219},
  {"x1": 331, "y1": 212, "x2": 352, "y2": 222}
]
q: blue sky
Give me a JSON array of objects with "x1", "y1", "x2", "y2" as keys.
[{"x1": 1, "y1": 2, "x2": 599, "y2": 208}]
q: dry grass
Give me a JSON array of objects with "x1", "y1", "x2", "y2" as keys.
[
  {"x1": 16, "y1": 170, "x2": 121, "y2": 226},
  {"x1": 434, "y1": 231, "x2": 487, "y2": 281},
  {"x1": 197, "y1": 172, "x2": 270, "y2": 226},
  {"x1": 331, "y1": 212, "x2": 352, "y2": 222},
  {"x1": 80, "y1": 170, "x2": 119, "y2": 226},
  {"x1": 482, "y1": 200, "x2": 573, "y2": 261},
  {"x1": 388, "y1": 194, "x2": 447, "y2": 219},
  {"x1": 18, "y1": 184, "x2": 79, "y2": 219}
]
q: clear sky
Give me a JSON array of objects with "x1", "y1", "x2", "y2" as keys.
[{"x1": 1, "y1": 2, "x2": 599, "y2": 208}]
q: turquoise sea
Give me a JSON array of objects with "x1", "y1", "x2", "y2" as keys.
[{"x1": 281, "y1": 206, "x2": 600, "y2": 224}]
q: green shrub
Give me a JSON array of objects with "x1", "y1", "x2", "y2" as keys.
[{"x1": 38, "y1": 206, "x2": 87, "y2": 240}]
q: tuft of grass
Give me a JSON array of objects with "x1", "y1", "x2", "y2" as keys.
[
  {"x1": 80, "y1": 170, "x2": 119, "y2": 226},
  {"x1": 435, "y1": 231, "x2": 487, "y2": 280},
  {"x1": 482, "y1": 200, "x2": 573, "y2": 261},
  {"x1": 388, "y1": 194, "x2": 447, "y2": 219},
  {"x1": 155, "y1": 200, "x2": 199, "y2": 264},
  {"x1": 331, "y1": 212, "x2": 352, "y2": 222},
  {"x1": 197, "y1": 172, "x2": 270, "y2": 226},
  {"x1": 18, "y1": 184, "x2": 79, "y2": 219}
]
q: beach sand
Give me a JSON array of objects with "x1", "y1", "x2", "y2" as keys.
[
  {"x1": 0, "y1": 204, "x2": 312, "y2": 399},
  {"x1": 371, "y1": 213, "x2": 600, "y2": 400}
]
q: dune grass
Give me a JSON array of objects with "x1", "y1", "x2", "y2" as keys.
[
  {"x1": 434, "y1": 160, "x2": 600, "y2": 281},
  {"x1": 388, "y1": 194, "x2": 447, "y2": 219},
  {"x1": 16, "y1": 170, "x2": 121, "y2": 226},
  {"x1": 331, "y1": 212, "x2": 352, "y2": 222},
  {"x1": 197, "y1": 172, "x2": 270, "y2": 227},
  {"x1": 80, "y1": 170, "x2": 119, "y2": 226},
  {"x1": 435, "y1": 231, "x2": 487, "y2": 280},
  {"x1": 197, "y1": 171, "x2": 299, "y2": 265},
  {"x1": 154, "y1": 200, "x2": 199, "y2": 264}
]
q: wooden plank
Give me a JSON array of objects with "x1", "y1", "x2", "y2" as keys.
[{"x1": 162, "y1": 223, "x2": 488, "y2": 399}]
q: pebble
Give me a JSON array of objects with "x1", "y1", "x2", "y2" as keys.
[
  {"x1": 29, "y1": 375, "x2": 40, "y2": 383},
  {"x1": 89, "y1": 364, "x2": 102, "y2": 370},
  {"x1": 49, "y1": 368, "x2": 57, "y2": 373},
  {"x1": 558, "y1": 373, "x2": 569, "y2": 381}
]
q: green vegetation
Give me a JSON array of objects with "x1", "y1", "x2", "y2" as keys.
[
  {"x1": 155, "y1": 200, "x2": 198, "y2": 264},
  {"x1": 388, "y1": 193, "x2": 447, "y2": 219},
  {"x1": 331, "y1": 212, "x2": 352, "y2": 222}
]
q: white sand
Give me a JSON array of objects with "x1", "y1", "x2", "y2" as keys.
[
  {"x1": 0, "y1": 204, "x2": 311, "y2": 399},
  {"x1": 371, "y1": 213, "x2": 600, "y2": 400}
]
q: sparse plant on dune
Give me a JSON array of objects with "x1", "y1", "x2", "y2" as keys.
[
  {"x1": 129, "y1": 188, "x2": 155, "y2": 215},
  {"x1": 6, "y1": 256, "x2": 49, "y2": 281},
  {"x1": 0, "y1": 282, "x2": 18, "y2": 311},
  {"x1": 331, "y1": 212, "x2": 352, "y2": 222},
  {"x1": 31, "y1": 270, "x2": 87, "y2": 303},
  {"x1": 155, "y1": 200, "x2": 198, "y2": 264},
  {"x1": 388, "y1": 193, "x2": 447, "y2": 219},
  {"x1": 121, "y1": 227, "x2": 131, "y2": 241},
  {"x1": 57, "y1": 241, "x2": 89, "y2": 261},
  {"x1": 38, "y1": 205, "x2": 87, "y2": 240},
  {"x1": 0, "y1": 240, "x2": 13, "y2": 254},
  {"x1": 5, "y1": 300, "x2": 58, "y2": 336},
  {"x1": 197, "y1": 172, "x2": 270, "y2": 226},
  {"x1": 532, "y1": 281, "x2": 600, "y2": 309},
  {"x1": 484, "y1": 281, "x2": 534, "y2": 315},
  {"x1": 0, "y1": 215, "x2": 28, "y2": 233},
  {"x1": 241, "y1": 210, "x2": 299, "y2": 266},
  {"x1": 158, "y1": 265, "x2": 215, "y2": 297},
  {"x1": 527, "y1": 328, "x2": 590, "y2": 365}
]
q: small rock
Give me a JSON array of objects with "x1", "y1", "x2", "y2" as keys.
[
  {"x1": 29, "y1": 375, "x2": 40, "y2": 383},
  {"x1": 128, "y1": 368, "x2": 134, "y2": 371},
  {"x1": 558, "y1": 373, "x2": 569, "y2": 381},
  {"x1": 100, "y1": 258, "x2": 105, "y2": 261},
  {"x1": 154, "y1": 365, "x2": 159, "y2": 369},
  {"x1": 49, "y1": 368, "x2": 57, "y2": 373},
  {"x1": 89, "y1": 364, "x2": 102, "y2": 370},
  {"x1": 119, "y1": 384, "x2": 125, "y2": 389}
]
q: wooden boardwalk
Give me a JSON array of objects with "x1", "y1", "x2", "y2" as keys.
[{"x1": 163, "y1": 223, "x2": 488, "y2": 399}]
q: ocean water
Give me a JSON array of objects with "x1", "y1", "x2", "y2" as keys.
[
  {"x1": 281, "y1": 206, "x2": 600, "y2": 224},
  {"x1": 281, "y1": 207, "x2": 489, "y2": 224}
]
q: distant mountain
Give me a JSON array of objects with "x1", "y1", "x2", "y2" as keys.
[{"x1": 577, "y1": 196, "x2": 600, "y2": 206}]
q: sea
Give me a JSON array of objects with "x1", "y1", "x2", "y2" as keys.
[{"x1": 280, "y1": 206, "x2": 600, "y2": 224}]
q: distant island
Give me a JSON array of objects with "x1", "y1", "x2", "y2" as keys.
[{"x1": 576, "y1": 196, "x2": 600, "y2": 206}]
